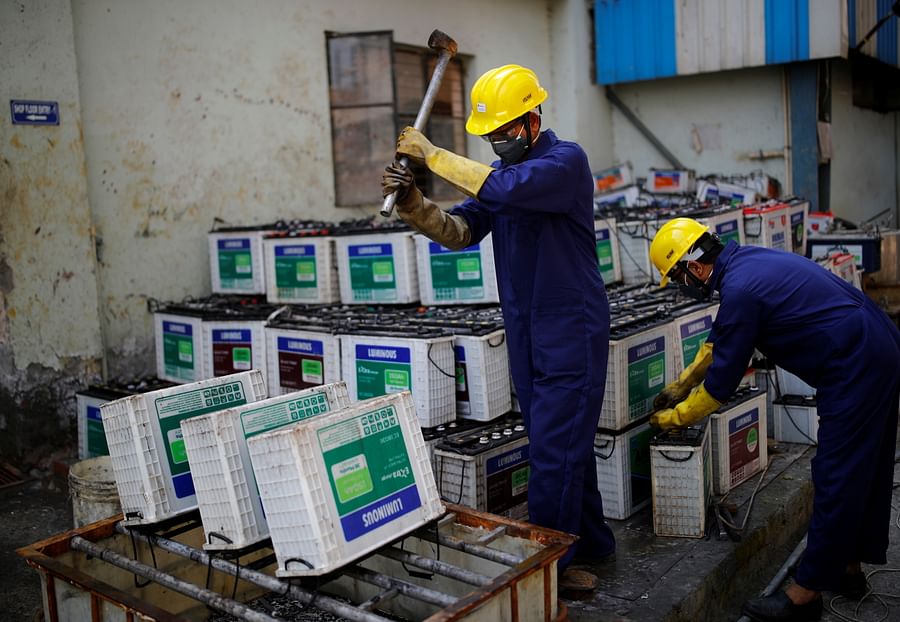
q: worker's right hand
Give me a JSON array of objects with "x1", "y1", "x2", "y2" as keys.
[
  {"x1": 382, "y1": 161, "x2": 422, "y2": 212},
  {"x1": 653, "y1": 342, "x2": 715, "y2": 410}
]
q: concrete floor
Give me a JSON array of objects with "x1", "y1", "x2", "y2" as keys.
[{"x1": 4, "y1": 435, "x2": 899, "y2": 622}]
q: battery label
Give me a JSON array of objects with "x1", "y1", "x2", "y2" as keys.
[
  {"x1": 318, "y1": 405, "x2": 421, "y2": 541},
  {"x1": 240, "y1": 391, "x2": 332, "y2": 438},
  {"x1": 348, "y1": 244, "x2": 397, "y2": 302},
  {"x1": 274, "y1": 244, "x2": 318, "y2": 299},
  {"x1": 715, "y1": 219, "x2": 741, "y2": 245},
  {"x1": 727, "y1": 408, "x2": 761, "y2": 487},
  {"x1": 428, "y1": 242, "x2": 484, "y2": 301},
  {"x1": 771, "y1": 231, "x2": 786, "y2": 250},
  {"x1": 212, "y1": 329, "x2": 253, "y2": 377},
  {"x1": 790, "y1": 211, "x2": 805, "y2": 250},
  {"x1": 653, "y1": 172, "x2": 681, "y2": 190},
  {"x1": 595, "y1": 228, "x2": 616, "y2": 283},
  {"x1": 86, "y1": 405, "x2": 110, "y2": 457},
  {"x1": 162, "y1": 320, "x2": 197, "y2": 382},
  {"x1": 679, "y1": 315, "x2": 713, "y2": 368},
  {"x1": 355, "y1": 344, "x2": 411, "y2": 400},
  {"x1": 154, "y1": 381, "x2": 248, "y2": 498},
  {"x1": 627, "y1": 336, "x2": 666, "y2": 420},
  {"x1": 217, "y1": 238, "x2": 254, "y2": 290},
  {"x1": 454, "y1": 345, "x2": 470, "y2": 414},
  {"x1": 485, "y1": 444, "x2": 530, "y2": 515},
  {"x1": 277, "y1": 336, "x2": 325, "y2": 390},
  {"x1": 629, "y1": 426, "x2": 654, "y2": 508}
]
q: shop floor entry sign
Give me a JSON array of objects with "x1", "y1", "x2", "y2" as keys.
[{"x1": 11, "y1": 100, "x2": 59, "y2": 126}]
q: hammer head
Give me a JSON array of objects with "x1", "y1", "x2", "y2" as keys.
[{"x1": 428, "y1": 30, "x2": 458, "y2": 57}]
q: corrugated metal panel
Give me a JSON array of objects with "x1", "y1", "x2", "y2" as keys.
[
  {"x1": 856, "y1": 0, "x2": 878, "y2": 56},
  {"x1": 595, "y1": 0, "x2": 677, "y2": 84},
  {"x1": 876, "y1": 0, "x2": 898, "y2": 65},
  {"x1": 765, "y1": 0, "x2": 810, "y2": 64},
  {"x1": 675, "y1": 0, "x2": 766, "y2": 75},
  {"x1": 809, "y1": 0, "x2": 847, "y2": 60}
]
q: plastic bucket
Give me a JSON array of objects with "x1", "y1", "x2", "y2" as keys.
[{"x1": 68, "y1": 456, "x2": 121, "y2": 528}]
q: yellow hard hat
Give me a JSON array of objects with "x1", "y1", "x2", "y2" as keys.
[
  {"x1": 650, "y1": 218, "x2": 710, "y2": 287},
  {"x1": 465, "y1": 64, "x2": 548, "y2": 136}
]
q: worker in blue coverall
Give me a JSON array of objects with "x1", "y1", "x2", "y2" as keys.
[
  {"x1": 648, "y1": 218, "x2": 900, "y2": 622},
  {"x1": 381, "y1": 65, "x2": 615, "y2": 592}
]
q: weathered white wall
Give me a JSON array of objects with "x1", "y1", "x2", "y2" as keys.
[
  {"x1": 829, "y1": 60, "x2": 898, "y2": 228},
  {"x1": 0, "y1": 0, "x2": 104, "y2": 459},
  {"x1": 71, "y1": 0, "x2": 596, "y2": 375},
  {"x1": 608, "y1": 66, "x2": 789, "y2": 184}
]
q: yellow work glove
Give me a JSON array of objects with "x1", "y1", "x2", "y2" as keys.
[
  {"x1": 381, "y1": 162, "x2": 472, "y2": 251},
  {"x1": 395, "y1": 127, "x2": 494, "y2": 199},
  {"x1": 650, "y1": 383, "x2": 722, "y2": 431},
  {"x1": 653, "y1": 342, "x2": 714, "y2": 411}
]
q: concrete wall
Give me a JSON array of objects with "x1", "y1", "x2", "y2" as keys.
[
  {"x1": 608, "y1": 65, "x2": 789, "y2": 185},
  {"x1": 830, "y1": 60, "x2": 899, "y2": 228},
  {"x1": 0, "y1": 0, "x2": 104, "y2": 461}
]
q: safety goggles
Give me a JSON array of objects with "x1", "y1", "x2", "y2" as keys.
[{"x1": 481, "y1": 118, "x2": 525, "y2": 145}]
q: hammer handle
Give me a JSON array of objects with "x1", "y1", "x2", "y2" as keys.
[{"x1": 381, "y1": 49, "x2": 455, "y2": 217}]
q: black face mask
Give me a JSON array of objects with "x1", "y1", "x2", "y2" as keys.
[
  {"x1": 676, "y1": 267, "x2": 714, "y2": 301},
  {"x1": 490, "y1": 118, "x2": 533, "y2": 165}
]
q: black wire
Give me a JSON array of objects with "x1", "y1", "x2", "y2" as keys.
[
  {"x1": 771, "y1": 367, "x2": 818, "y2": 446},
  {"x1": 594, "y1": 435, "x2": 616, "y2": 460},
  {"x1": 427, "y1": 342, "x2": 456, "y2": 378},
  {"x1": 658, "y1": 449, "x2": 695, "y2": 462},
  {"x1": 128, "y1": 528, "x2": 157, "y2": 589}
]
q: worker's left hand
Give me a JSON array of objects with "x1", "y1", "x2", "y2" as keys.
[
  {"x1": 649, "y1": 383, "x2": 722, "y2": 431},
  {"x1": 396, "y1": 127, "x2": 436, "y2": 164}
]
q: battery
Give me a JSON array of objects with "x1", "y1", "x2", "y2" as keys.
[
  {"x1": 647, "y1": 169, "x2": 696, "y2": 194},
  {"x1": 773, "y1": 395, "x2": 819, "y2": 445},
  {"x1": 595, "y1": 185, "x2": 641, "y2": 209},
  {"x1": 339, "y1": 327, "x2": 456, "y2": 427},
  {"x1": 807, "y1": 232, "x2": 881, "y2": 273},
  {"x1": 743, "y1": 203, "x2": 790, "y2": 251},
  {"x1": 670, "y1": 303, "x2": 719, "y2": 375},
  {"x1": 209, "y1": 225, "x2": 278, "y2": 295},
  {"x1": 787, "y1": 199, "x2": 810, "y2": 256},
  {"x1": 153, "y1": 306, "x2": 206, "y2": 384},
  {"x1": 262, "y1": 233, "x2": 340, "y2": 304},
  {"x1": 75, "y1": 378, "x2": 173, "y2": 459},
  {"x1": 698, "y1": 206, "x2": 745, "y2": 246},
  {"x1": 333, "y1": 230, "x2": 420, "y2": 304},
  {"x1": 594, "y1": 419, "x2": 654, "y2": 520},
  {"x1": 593, "y1": 162, "x2": 634, "y2": 194},
  {"x1": 698, "y1": 181, "x2": 758, "y2": 206},
  {"x1": 202, "y1": 314, "x2": 270, "y2": 381},
  {"x1": 709, "y1": 387, "x2": 768, "y2": 495},
  {"x1": 101, "y1": 370, "x2": 268, "y2": 526},
  {"x1": 421, "y1": 418, "x2": 488, "y2": 474},
  {"x1": 414, "y1": 234, "x2": 500, "y2": 305},
  {"x1": 594, "y1": 217, "x2": 622, "y2": 285},
  {"x1": 247, "y1": 391, "x2": 444, "y2": 577},
  {"x1": 453, "y1": 329, "x2": 511, "y2": 422},
  {"x1": 650, "y1": 421, "x2": 711, "y2": 538},
  {"x1": 615, "y1": 219, "x2": 656, "y2": 285},
  {"x1": 180, "y1": 382, "x2": 351, "y2": 551},
  {"x1": 601, "y1": 315, "x2": 676, "y2": 430},
  {"x1": 265, "y1": 321, "x2": 341, "y2": 396},
  {"x1": 433, "y1": 417, "x2": 530, "y2": 520}
]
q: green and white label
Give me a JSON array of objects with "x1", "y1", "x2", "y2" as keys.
[
  {"x1": 627, "y1": 336, "x2": 666, "y2": 420},
  {"x1": 349, "y1": 243, "x2": 397, "y2": 302},
  {"x1": 679, "y1": 315, "x2": 713, "y2": 368},
  {"x1": 240, "y1": 391, "x2": 332, "y2": 438},
  {"x1": 217, "y1": 238, "x2": 254, "y2": 289},
  {"x1": 162, "y1": 320, "x2": 197, "y2": 382},
  {"x1": 354, "y1": 344, "x2": 411, "y2": 400},
  {"x1": 275, "y1": 244, "x2": 319, "y2": 300},
  {"x1": 428, "y1": 242, "x2": 485, "y2": 301},
  {"x1": 595, "y1": 228, "x2": 616, "y2": 283}
]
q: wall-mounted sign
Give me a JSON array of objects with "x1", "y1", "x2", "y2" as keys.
[{"x1": 10, "y1": 100, "x2": 59, "y2": 126}]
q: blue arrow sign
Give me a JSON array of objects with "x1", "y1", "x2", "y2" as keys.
[{"x1": 10, "y1": 100, "x2": 59, "y2": 126}]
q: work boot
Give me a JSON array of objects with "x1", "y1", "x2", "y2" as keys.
[
  {"x1": 837, "y1": 571, "x2": 869, "y2": 600},
  {"x1": 741, "y1": 590, "x2": 822, "y2": 622},
  {"x1": 558, "y1": 567, "x2": 599, "y2": 600}
]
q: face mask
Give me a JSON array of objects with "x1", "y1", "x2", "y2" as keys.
[
  {"x1": 490, "y1": 123, "x2": 530, "y2": 165},
  {"x1": 676, "y1": 266, "x2": 713, "y2": 301}
]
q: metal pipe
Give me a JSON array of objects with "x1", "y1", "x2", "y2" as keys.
[
  {"x1": 604, "y1": 86, "x2": 685, "y2": 169},
  {"x1": 377, "y1": 546, "x2": 492, "y2": 586},
  {"x1": 415, "y1": 530, "x2": 523, "y2": 567},
  {"x1": 735, "y1": 536, "x2": 808, "y2": 622},
  {"x1": 70, "y1": 536, "x2": 279, "y2": 622},
  {"x1": 115, "y1": 524, "x2": 391, "y2": 622},
  {"x1": 344, "y1": 565, "x2": 456, "y2": 608}
]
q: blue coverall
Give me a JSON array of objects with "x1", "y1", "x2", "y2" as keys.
[
  {"x1": 704, "y1": 241, "x2": 900, "y2": 590},
  {"x1": 450, "y1": 129, "x2": 615, "y2": 567}
]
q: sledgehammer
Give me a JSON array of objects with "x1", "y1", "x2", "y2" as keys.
[{"x1": 380, "y1": 29, "x2": 458, "y2": 217}]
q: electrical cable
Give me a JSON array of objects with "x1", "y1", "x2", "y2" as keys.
[{"x1": 770, "y1": 367, "x2": 818, "y2": 446}]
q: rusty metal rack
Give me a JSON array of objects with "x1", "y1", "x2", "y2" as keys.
[{"x1": 18, "y1": 504, "x2": 574, "y2": 622}]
